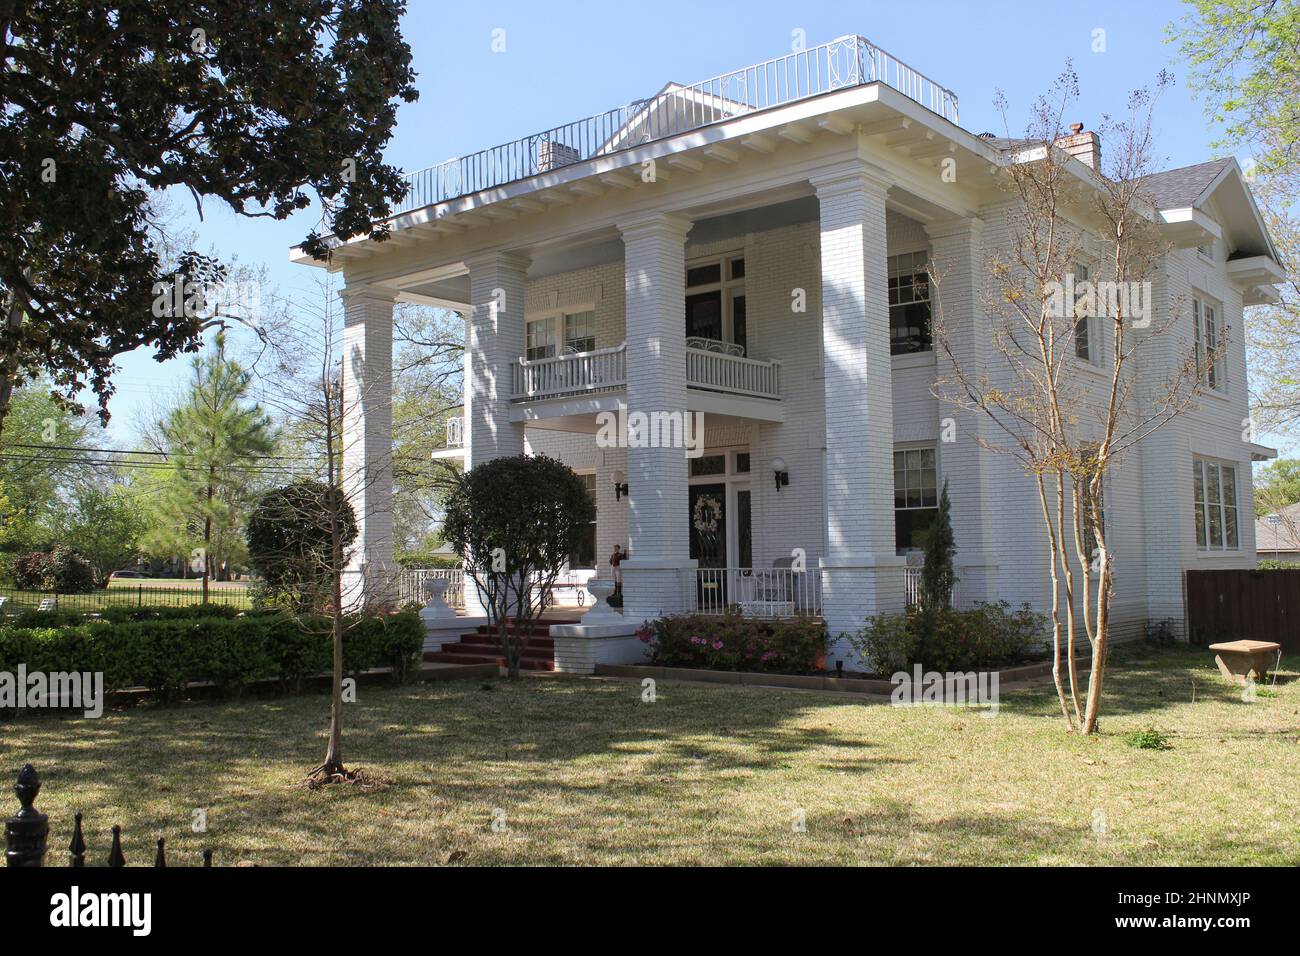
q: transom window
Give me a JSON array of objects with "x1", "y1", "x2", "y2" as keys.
[
  {"x1": 1193, "y1": 457, "x2": 1239, "y2": 551},
  {"x1": 525, "y1": 309, "x2": 597, "y2": 361},
  {"x1": 888, "y1": 251, "x2": 932, "y2": 355},
  {"x1": 1193, "y1": 295, "x2": 1226, "y2": 391},
  {"x1": 894, "y1": 447, "x2": 938, "y2": 553},
  {"x1": 685, "y1": 254, "x2": 746, "y2": 353}
]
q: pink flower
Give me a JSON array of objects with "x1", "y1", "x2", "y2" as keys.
[
  {"x1": 690, "y1": 636, "x2": 703, "y2": 644},
  {"x1": 711, "y1": 640, "x2": 724, "y2": 650}
]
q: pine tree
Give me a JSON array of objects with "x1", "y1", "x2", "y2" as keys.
[{"x1": 142, "y1": 334, "x2": 277, "y2": 602}]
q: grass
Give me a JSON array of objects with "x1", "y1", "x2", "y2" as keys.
[{"x1": 1, "y1": 644, "x2": 1296, "y2": 866}]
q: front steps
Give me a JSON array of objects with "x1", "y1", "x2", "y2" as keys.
[{"x1": 423, "y1": 620, "x2": 579, "y2": 672}]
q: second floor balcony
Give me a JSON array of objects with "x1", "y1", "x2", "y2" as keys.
[{"x1": 509, "y1": 338, "x2": 783, "y2": 405}]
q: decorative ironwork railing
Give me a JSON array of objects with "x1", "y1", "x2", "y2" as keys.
[{"x1": 384, "y1": 35, "x2": 958, "y2": 217}]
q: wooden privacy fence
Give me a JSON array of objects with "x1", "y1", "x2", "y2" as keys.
[
  {"x1": 5, "y1": 765, "x2": 215, "y2": 867},
  {"x1": 1185, "y1": 569, "x2": 1300, "y2": 653}
]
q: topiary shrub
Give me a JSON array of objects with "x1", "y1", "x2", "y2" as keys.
[{"x1": 246, "y1": 481, "x2": 357, "y2": 613}]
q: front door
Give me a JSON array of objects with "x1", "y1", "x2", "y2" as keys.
[{"x1": 690, "y1": 484, "x2": 727, "y2": 610}]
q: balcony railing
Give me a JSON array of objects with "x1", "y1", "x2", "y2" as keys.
[
  {"x1": 509, "y1": 341, "x2": 782, "y2": 403},
  {"x1": 384, "y1": 35, "x2": 958, "y2": 218},
  {"x1": 686, "y1": 348, "x2": 781, "y2": 399},
  {"x1": 511, "y1": 344, "x2": 628, "y2": 401}
]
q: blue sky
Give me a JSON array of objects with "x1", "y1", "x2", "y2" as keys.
[{"x1": 105, "y1": 0, "x2": 1266, "y2": 444}]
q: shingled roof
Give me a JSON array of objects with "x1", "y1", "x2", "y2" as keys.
[{"x1": 1138, "y1": 158, "x2": 1235, "y2": 209}]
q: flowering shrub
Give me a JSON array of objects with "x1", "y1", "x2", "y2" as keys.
[
  {"x1": 849, "y1": 601, "x2": 1046, "y2": 675},
  {"x1": 639, "y1": 612, "x2": 827, "y2": 673}
]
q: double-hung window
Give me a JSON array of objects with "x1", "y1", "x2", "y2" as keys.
[
  {"x1": 1193, "y1": 295, "x2": 1226, "y2": 391},
  {"x1": 894, "y1": 447, "x2": 938, "y2": 553},
  {"x1": 1193, "y1": 457, "x2": 1239, "y2": 550},
  {"x1": 1073, "y1": 263, "x2": 1095, "y2": 363},
  {"x1": 888, "y1": 251, "x2": 932, "y2": 355},
  {"x1": 525, "y1": 309, "x2": 598, "y2": 361}
]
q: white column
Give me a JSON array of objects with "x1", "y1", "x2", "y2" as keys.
[
  {"x1": 340, "y1": 283, "x2": 397, "y2": 608},
  {"x1": 811, "y1": 162, "x2": 905, "y2": 657},
  {"x1": 618, "y1": 212, "x2": 696, "y2": 619},
  {"x1": 465, "y1": 251, "x2": 530, "y2": 465},
  {"x1": 926, "y1": 216, "x2": 998, "y2": 606},
  {"x1": 461, "y1": 251, "x2": 530, "y2": 616}
]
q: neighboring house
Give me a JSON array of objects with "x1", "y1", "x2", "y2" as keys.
[
  {"x1": 1256, "y1": 503, "x2": 1300, "y2": 562},
  {"x1": 294, "y1": 35, "x2": 1284, "y2": 665}
]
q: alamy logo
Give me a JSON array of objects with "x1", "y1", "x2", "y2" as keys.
[
  {"x1": 891, "y1": 665, "x2": 1000, "y2": 717},
  {"x1": 50, "y1": 887, "x2": 151, "y2": 936},
  {"x1": 0, "y1": 666, "x2": 104, "y2": 718},
  {"x1": 595, "y1": 406, "x2": 705, "y2": 458},
  {"x1": 1045, "y1": 272, "x2": 1151, "y2": 328}
]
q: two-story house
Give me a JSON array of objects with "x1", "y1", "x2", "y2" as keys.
[{"x1": 293, "y1": 35, "x2": 1284, "y2": 671}]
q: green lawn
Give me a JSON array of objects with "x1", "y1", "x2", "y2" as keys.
[
  {"x1": 1, "y1": 645, "x2": 1296, "y2": 866},
  {"x1": 0, "y1": 580, "x2": 252, "y2": 612}
]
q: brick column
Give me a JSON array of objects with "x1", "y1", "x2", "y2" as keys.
[
  {"x1": 340, "y1": 283, "x2": 397, "y2": 609},
  {"x1": 462, "y1": 251, "x2": 530, "y2": 616},
  {"x1": 925, "y1": 216, "x2": 998, "y2": 606},
  {"x1": 617, "y1": 212, "x2": 696, "y2": 620},
  {"x1": 811, "y1": 163, "x2": 905, "y2": 657}
]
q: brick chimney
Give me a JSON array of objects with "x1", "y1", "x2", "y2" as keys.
[{"x1": 1055, "y1": 122, "x2": 1101, "y2": 170}]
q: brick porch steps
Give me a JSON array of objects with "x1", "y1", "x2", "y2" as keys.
[{"x1": 423, "y1": 619, "x2": 580, "y2": 672}]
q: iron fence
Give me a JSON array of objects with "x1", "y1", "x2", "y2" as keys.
[
  {"x1": 6, "y1": 765, "x2": 214, "y2": 867},
  {"x1": 0, "y1": 584, "x2": 254, "y2": 614}
]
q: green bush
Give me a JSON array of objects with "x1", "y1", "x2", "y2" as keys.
[
  {"x1": 850, "y1": 602, "x2": 1046, "y2": 675},
  {"x1": 8, "y1": 546, "x2": 97, "y2": 593},
  {"x1": 0, "y1": 610, "x2": 424, "y2": 705},
  {"x1": 640, "y1": 612, "x2": 827, "y2": 673}
]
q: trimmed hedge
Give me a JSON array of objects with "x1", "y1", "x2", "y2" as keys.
[
  {"x1": 0, "y1": 610, "x2": 424, "y2": 702},
  {"x1": 849, "y1": 601, "x2": 1046, "y2": 675},
  {"x1": 639, "y1": 612, "x2": 827, "y2": 673}
]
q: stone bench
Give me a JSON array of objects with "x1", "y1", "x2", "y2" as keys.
[{"x1": 1207, "y1": 640, "x2": 1282, "y2": 684}]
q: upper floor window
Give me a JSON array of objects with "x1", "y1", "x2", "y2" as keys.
[
  {"x1": 1193, "y1": 295, "x2": 1226, "y2": 391},
  {"x1": 1072, "y1": 262, "x2": 1096, "y2": 363},
  {"x1": 1193, "y1": 457, "x2": 1239, "y2": 551},
  {"x1": 685, "y1": 253, "x2": 746, "y2": 353},
  {"x1": 525, "y1": 309, "x2": 597, "y2": 360},
  {"x1": 888, "y1": 251, "x2": 931, "y2": 355},
  {"x1": 894, "y1": 446, "x2": 938, "y2": 553}
]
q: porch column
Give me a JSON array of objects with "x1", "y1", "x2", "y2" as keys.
[
  {"x1": 925, "y1": 216, "x2": 998, "y2": 606},
  {"x1": 617, "y1": 211, "x2": 696, "y2": 620},
  {"x1": 462, "y1": 251, "x2": 530, "y2": 616},
  {"x1": 340, "y1": 283, "x2": 398, "y2": 608},
  {"x1": 811, "y1": 163, "x2": 905, "y2": 658}
]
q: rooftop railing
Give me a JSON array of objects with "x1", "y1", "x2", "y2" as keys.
[{"x1": 389, "y1": 35, "x2": 958, "y2": 217}]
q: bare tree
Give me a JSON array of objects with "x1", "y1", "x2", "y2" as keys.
[{"x1": 930, "y1": 67, "x2": 1207, "y2": 733}]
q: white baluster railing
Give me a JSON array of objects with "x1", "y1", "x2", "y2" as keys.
[
  {"x1": 510, "y1": 344, "x2": 627, "y2": 402},
  {"x1": 685, "y1": 347, "x2": 782, "y2": 399},
  {"x1": 398, "y1": 568, "x2": 466, "y2": 609},
  {"x1": 693, "y1": 567, "x2": 821, "y2": 617}
]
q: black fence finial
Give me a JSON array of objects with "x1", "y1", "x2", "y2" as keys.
[
  {"x1": 69, "y1": 812, "x2": 86, "y2": 867},
  {"x1": 5, "y1": 765, "x2": 50, "y2": 867},
  {"x1": 107, "y1": 824, "x2": 125, "y2": 867}
]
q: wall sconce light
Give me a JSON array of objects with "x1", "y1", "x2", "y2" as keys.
[
  {"x1": 772, "y1": 457, "x2": 789, "y2": 492},
  {"x1": 613, "y1": 469, "x2": 629, "y2": 501}
]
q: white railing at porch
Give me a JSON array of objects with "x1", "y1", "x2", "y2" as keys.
[
  {"x1": 685, "y1": 347, "x2": 782, "y2": 399},
  {"x1": 398, "y1": 568, "x2": 465, "y2": 609},
  {"x1": 511, "y1": 344, "x2": 627, "y2": 402},
  {"x1": 903, "y1": 566, "x2": 957, "y2": 608},
  {"x1": 445, "y1": 416, "x2": 464, "y2": 448},
  {"x1": 694, "y1": 567, "x2": 821, "y2": 617}
]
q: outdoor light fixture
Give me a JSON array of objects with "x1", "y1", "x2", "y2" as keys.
[
  {"x1": 613, "y1": 469, "x2": 629, "y2": 501},
  {"x1": 772, "y1": 457, "x2": 789, "y2": 492}
]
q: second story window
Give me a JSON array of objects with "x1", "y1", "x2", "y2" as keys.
[
  {"x1": 685, "y1": 254, "x2": 746, "y2": 353},
  {"x1": 1073, "y1": 263, "x2": 1095, "y2": 363},
  {"x1": 526, "y1": 309, "x2": 597, "y2": 360},
  {"x1": 888, "y1": 252, "x2": 931, "y2": 355},
  {"x1": 1193, "y1": 295, "x2": 1225, "y2": 391}
]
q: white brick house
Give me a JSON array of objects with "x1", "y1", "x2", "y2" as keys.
[{"x1": 293, "y1": 36, "x2": 1284, "y2": 667}]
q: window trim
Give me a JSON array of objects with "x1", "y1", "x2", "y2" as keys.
[
  {"x1": 525, "y1": 306, "x2": 599, "y2": 361},
  {"x1": 887, "y1": 249, "x2": 933, "y2": 356},
  {"x1": 1193, "y1": 293, "x2": 1227, "y2": 393}
]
